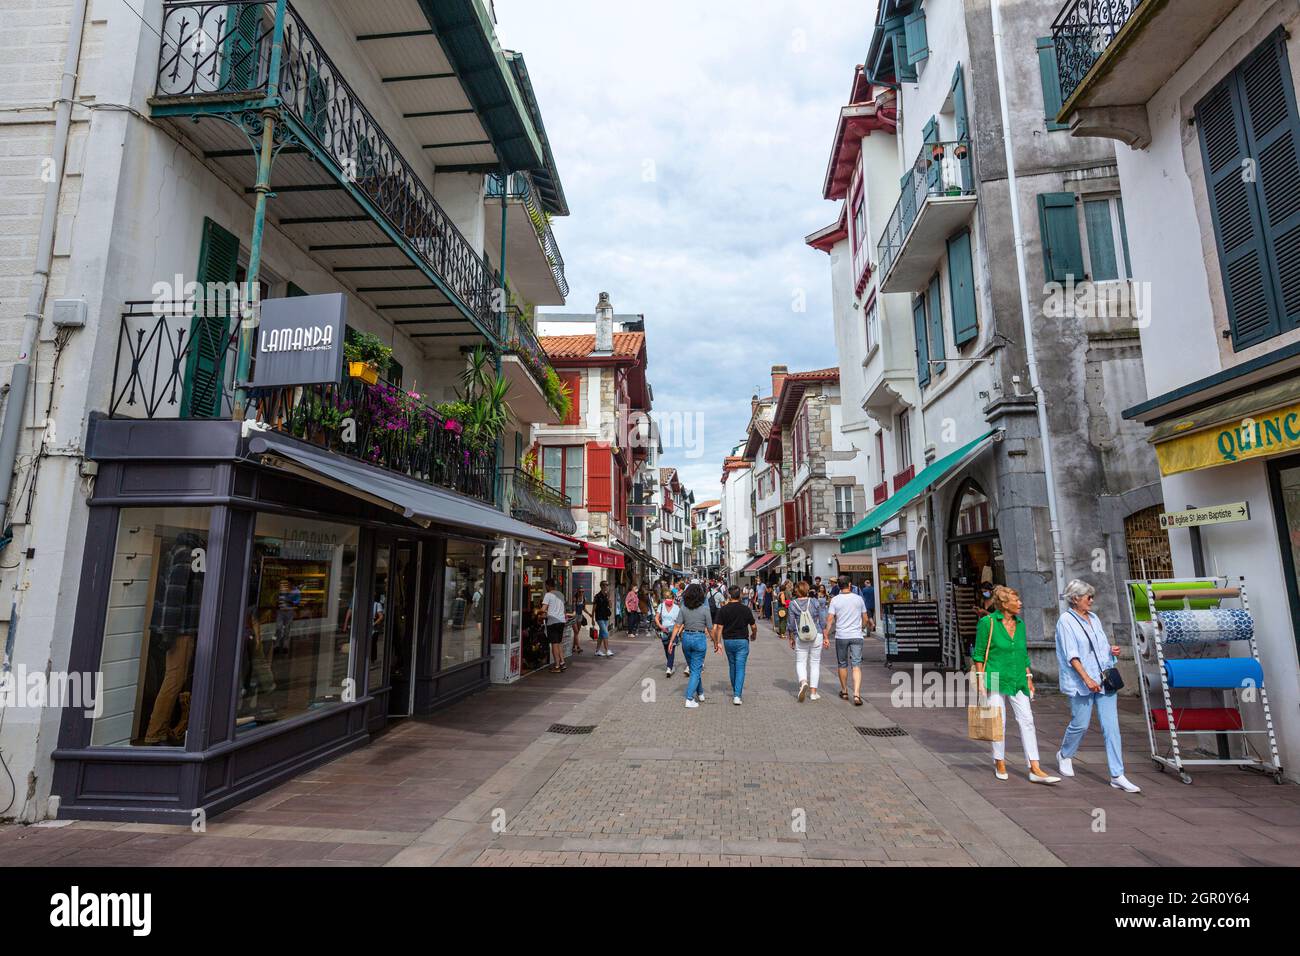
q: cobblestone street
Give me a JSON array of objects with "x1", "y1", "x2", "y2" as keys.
[{"x1": 10, "y1": 618, "x2": 1294, "y2": 867}]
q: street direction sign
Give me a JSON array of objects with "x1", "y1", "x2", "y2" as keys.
[{"x1": 1158, "y1": 502, "x2": 1250, "y2": 530}]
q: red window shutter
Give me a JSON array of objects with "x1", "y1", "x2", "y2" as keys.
[
  {"x1": 586, "y1": 441, "x2": 612, "y2": 512},
  {"x1": 783, "y1": 501, "x2": 796, "y2": 541},
  {"x1": 561, "y1": 372, "x2": 581, "y2": 425}
]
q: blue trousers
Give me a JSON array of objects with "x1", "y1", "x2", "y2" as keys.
[
  {"x1": 724, "y1": 638, "x2": 750, "y2": 697},
  {"x1": 1060, "y1": 691, "x2": 1125, "y2": 778},
  {"x1": 660, "y1": 632, "x2": 675, "y2": 669},
  {"x1": 681, "y1": 631, "x2": 708, "y2": 700}
]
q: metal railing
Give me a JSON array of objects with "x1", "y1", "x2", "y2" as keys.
[
  {"x1": 487, "y1": 172, "x2": 569, "y2": 298},
  {"x1": 1051, "y1": 0, "x2": 1147, "y2": 107},
  {"x1": 109, "y1": 301, "x2": 496, "y2": 504},
  {"x1": 155, "y1": 1, "x2": 495, "y2": 331},
  {"x1": 834, "y1": 511, "x2": 855, "y2": 532},
  {"x1": 499, "y1": 467, "x2": 575, "y2": 534},
  {"x1": 501, "y1": 306, "x2": 555, "y2": 394},
  {"x1": 877, "y1": 140, "x2": 974, "y2": 282}
]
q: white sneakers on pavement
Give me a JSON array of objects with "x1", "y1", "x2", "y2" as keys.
[
  {"x1": 666, "y1": 667, "x2": 673, "y2": 677},
  {"x1": 684, "y1": 699, "x2": 699, "y2": 709},
  {"x1": 732, "y1": 696, "x2": 742, "y2": 706},
  {"x1": 797, "y1": 681, "x2": 808, "y2": 702},
  {"x1": 809, "y1": 689, "x2": 820, "y2": 701},
  {"x1": 1056, "y1": 750, "x2": 1074, "y2": 777},
  {"x1": 1111, "y1": 775, "x2": 1142, "y2": 793}
]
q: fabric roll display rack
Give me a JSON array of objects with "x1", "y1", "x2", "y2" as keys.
[{"x1": 1126, "y1": 577, "x2": 1284, "y2": 785}]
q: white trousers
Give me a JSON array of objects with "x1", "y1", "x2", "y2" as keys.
[
  {"x1": 795, "y1": 640, "x2": 822, "y2": 689},
  {"x1": 988, "y1": 691, "x2": 1040, "y2": 764}
]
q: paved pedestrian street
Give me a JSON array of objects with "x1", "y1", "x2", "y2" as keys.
[{"x1": 5, "y1": 621, "x2": 1296, "y2": 868}]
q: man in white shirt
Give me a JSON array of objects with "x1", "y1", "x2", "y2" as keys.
[
  {"x1": 825, "y1": 577, "x2": 870, "y2": 705},
  {"x1": 541, "y1": 577, "x2": 568, "y2": 673}
]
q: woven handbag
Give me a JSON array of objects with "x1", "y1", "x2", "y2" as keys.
[{"x1": 967, "y1": 626, "x2": 1004, "y2": 742}]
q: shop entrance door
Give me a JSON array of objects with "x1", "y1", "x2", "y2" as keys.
[{"x1": 386, "y1": 539, "x2": 421, "y2": 717}]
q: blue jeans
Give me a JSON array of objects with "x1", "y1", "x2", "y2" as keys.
[
  {"x1": 724, "y1": 638, "x2": 750, "y2": 697},
  {"x1": 1060, "y1": 691, "x2": 1125, "y2": 778},
  {"x1": 681, "y1": 631, "x2": 708, "y2": 700},
  {"x1": 597, "y1": 619, "x2": 609, "y2": 639},
  {"x1": 660, "y1": 632, "x2": 675, "y2": 669}
]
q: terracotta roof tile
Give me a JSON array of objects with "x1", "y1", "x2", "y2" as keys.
[{"x1": 538, "y1": 331, "x2": 645, "y2": 360}]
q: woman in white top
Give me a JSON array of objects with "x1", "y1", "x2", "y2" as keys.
[{"x1": 654, "y1": 588, "x2": 682, "y2": 678}]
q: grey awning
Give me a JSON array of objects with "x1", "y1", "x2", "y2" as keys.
[{"x1": 248, "y1": 435, "x2": 576, "y2": 550}]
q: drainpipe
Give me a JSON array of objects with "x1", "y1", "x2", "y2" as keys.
[
  {"x1": 494, "y1": 167, "x2": 508, "y2": 508},
  {"x1": 0, "y1": 0, "x2": 89, "y2": 537},
  {"x1": 233, "y1": 0, "x2": 289, "y2": 420},
  {"x1": 990, "y1": 0, "x2": 1067, "y2": 610}
]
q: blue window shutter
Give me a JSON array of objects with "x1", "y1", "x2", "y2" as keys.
[
  {"x1": 948, "y1": 229, "x2": 979, "y2": 347},
  {"x1": 220, "y1": 4, "x2": 262, "y2": 91},
  {"x1": 1037, "y1": 37, "x2": 1069, "y2": 131},
  {"x1": 904, "y1": 10, "x2": 929, "y2": 66},
  {"x1": 891, "y1": 28, "x2": 917, "y2": 83},
  {"x1": 1196, "y1": 47, "x2": 1280, "y2": 348},
  {"x1": 1037, "y1": 192, "x2": 1085, "y2": 283},
  {"x1": 951, "y1": 64, "x2": 973, "y2": 190},
  {"x1": 913, "y1": 296, "x2": 931, "y2": 388},
  {"x1": 923, "y1": 116, "x2": 941, "y2": 191},
  {"x1": 183, "y1": 218, "x2": 239, "y2": 419},
  {"x1": 927, "y1": 274, "x2": 945, "y2": 375}
]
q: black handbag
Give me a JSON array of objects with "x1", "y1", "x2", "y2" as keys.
[{"x1": 1079, "y1": 612, "x2": 1124, "y2": 694}]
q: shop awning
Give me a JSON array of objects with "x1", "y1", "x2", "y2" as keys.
[
  {"x1": 1146, "y1": 376, "x2": 1300, "y2": 476},
  {"x1": 834, "y1": 554, "x2": 874, "y2": 571},
  {"x1": 554, "y1": 533, "x2": 625, "y2": 569},
  {"x1": 248, "y1": 435, "x2": 576, "y2": 549},
  {"x1": 738, "y1": 552, "x2": 779, "y2": 574},
  {"x1": 840, "y1": 429, "x2": 998, "y2": 553}
]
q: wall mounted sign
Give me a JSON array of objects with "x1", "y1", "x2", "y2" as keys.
[
  {"x1": 1154, "y1": 402, "x2": 1300, "y2": 476},
  {"x1": 253, "y1": 292, "x2": 346, "y2": 389},
  {"x1": 1159, "y1": 502, "x2": 1250, "y2": 531}
]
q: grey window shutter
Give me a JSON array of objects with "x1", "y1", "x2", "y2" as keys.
[{"x1": 1037, "y1": 192, "x2": 1085, "y2": 283}]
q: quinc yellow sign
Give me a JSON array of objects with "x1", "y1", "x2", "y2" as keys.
[{"x1": 1155, "y1": 400, "x2": 1300, "y2": 476}]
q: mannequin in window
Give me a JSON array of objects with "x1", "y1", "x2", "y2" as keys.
[{"x1": 143, "y1": 531, "x2": 204, "y2": 745}]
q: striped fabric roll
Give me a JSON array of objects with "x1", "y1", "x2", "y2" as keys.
[{"x1": 1156, "y1": 608, "x2": 1254, "y2": 644}]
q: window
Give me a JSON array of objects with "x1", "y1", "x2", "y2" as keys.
[
  {"x1": 898, "y1": 411, "x2": 912, "y2": 471},
  {"x1": 864, "y1": 296, "x2": 880, "y2": 355},
  {"x1": 876, "y1": 431, "x2": 887, "y2": 484},
  {"x1": 441, "y1": 540, "x2": 489, "y2": 669},
  {"x1": 1040, "y1": 191, "x2": 1133, "y2": 284},
  {"x1": 926, "y1": 273, "x2": 945, "y2": 375},
  {"x1": 852, "y1": 193, "x2": 867, "y2": 251},
  {"x1": 1037, "y1": 37, "x2": 1070, "y2": 131},
  {"x1": 543, "y1": 446, "x2": 584, "y2": 504},
  {"x1": 1081, "y1": 196, "x2": 1132, "y2": 281},
  {"x1": 92, "y1": 507, "x2": 212, "y2": 747},
  {"x1": 835, "y1": 486, "x2": 855, "y2": 530},
  {"x1": 238, "y1": 514, "x2": 360, "y2": 735}
]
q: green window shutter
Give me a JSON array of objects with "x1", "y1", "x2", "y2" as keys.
[
  {"x1": 1196, "y1": 49, "x2": 1281, "y2": 348},
  {"x1": 904, "y1": 9, "x2": 928, "y2": 66},
  {"x1": 923, "y1": 116, "x2": 942, "y2": 191},
  {"x1": 1037, "y1": 192, "x2": 1085, "y2": 283},
  {"x1": 1037, "y1": 37, "x2": 1070, "y2": 131},
  {"x1": 899, "y1": 169, "x2": 918, "y2": 233},
  {"x1": 948, "y1": 229, "x2": 979, "y2": 347},
  {"x1": 219, "y1": 5, "x2": 262, "y2": 92},
  {"x1": 913, "y1": 295, "x2": 931, "y2": 388},
  {"x1": 182, "y1": 217, "x2": 239, "y2": 419},
  {"x1": 891, "y1": 28, "x2": 917, "y2": 83},
  {"x1": 927, "y1": 273, "x2": 945, "y2": 374},
  {"x1": 286, "y1": 282, "x2": 308, "y2": 297},
  {"x1": 951, "y1": 64, "x2": 973, "y2": 190},
  {"x1": 1083, "y1": 200, "x2": 1119, "y2": 281}
]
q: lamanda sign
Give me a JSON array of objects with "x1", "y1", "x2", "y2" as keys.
[{"x1": 253, "y1": 292, "x2": 346, "y2": 389}]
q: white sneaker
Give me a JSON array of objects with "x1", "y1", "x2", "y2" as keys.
[
  {"x1": 684, "y1": 699, "x2": 699, "y2": 709},
  {"x1": 1056, "y1": 750, "x2": 1074, "y2": 777},
  {"x1": 605, "y1": 650, "x2": 615, "y2": 657},
  {"x1": 594, "y1": 650, "x2": 605, "y2": 657},
  {"x1": 696, "y1": 693, "x2": 706, "y2": 703},
  {"x1": 666, "y1": 667, "x2": 673, "y2": 677},
  {"x1": 809, "y1": 690, "x2": 820, "y2": 701},
  {"x1": 733, "y1": 696, "x2": 742, "y2": 705},
  {"x1": 797, "y1": 681, "x2": 808, "y2": 702},
  {"x1": 685, "y1": 666, "x2": 691, "y2": 677},
  {"x1": 1110, "y1": 775, "x2": 1142, "y2": 793}
]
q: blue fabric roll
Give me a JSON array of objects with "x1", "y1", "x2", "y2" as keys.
[{"x1": 1164, "y1": 657, "x2": 1264, "y2": 689}]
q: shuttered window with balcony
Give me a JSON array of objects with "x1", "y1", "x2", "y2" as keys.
[{"x1": 1197, "y1": 28, "x2": 1300, "y2": 350}]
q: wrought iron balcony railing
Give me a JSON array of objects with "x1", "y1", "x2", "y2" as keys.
[
  {"x1": 499, "y1": 467, "x2": 575, "y2": 535},
  {"x1": 834, "y1": 511, "x2": 855, "y2": 532},
  {"x1": 501, "y1": 306, "x2": 555, "y2": 392},
  {"x1": 155, "y1": 1, "x2": 494, "y2": 330},
  {"x1": 877, "y1": 140, "x2": 974, "y2": 282},
  {"x1": 1051, "y1": 0, "x2": 1148, "y2": 108},
  {"x1": 487, "y1": 172, "x2": 569, "y2": 299},
  {"x1": 109, "y1": 301, "x2": 495, "y2": 504}
]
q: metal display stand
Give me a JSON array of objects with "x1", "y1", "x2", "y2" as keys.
[
  {"x1": 883, "y1": 601, "x2": 943, "y2": 666},
  {"x1": 1127, "y1": 576, "x2": 1283, "y2": 785}
]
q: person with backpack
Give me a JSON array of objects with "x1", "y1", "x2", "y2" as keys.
[
  {"x1": 786, "y1": 580, "x2": 829, "y2": 701},
  {"x1": 714, "y1": 585, "x2": 757, "y2": 704},
  {"x1": 593, "y1": 581, "x2": 615, "y2": 658}
]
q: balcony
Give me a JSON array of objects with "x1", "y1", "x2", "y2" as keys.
[
  {"x1": 500, "y1": 307, "x2": 561, "y2": 425},
  {"x1": 892, "y1": 465, "x2": 915, "y2": 493},
  {"x1": 499, "y1": 468, "x2": 575, "y2": 535},
  {"x1": 152, "y1": 2, "x2": 499, "y2": 345},
  {"x1": 877, "y1": 140, "x2": 976, "y2": 294},
  {"x1": 110, "y1": 301, "x2": 495, "y2": 504},
  {"x1": 1052, "y1": 0, "x2": 1239, "y2": 147},
  {"x1": 873, "y1": 481, "x2": 889, "y2": 505},
  {"x1": 487, "y1": 173, "x2": 569, "y2": 304}
]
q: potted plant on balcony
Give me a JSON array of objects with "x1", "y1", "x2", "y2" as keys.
[
  {"x1": 931, "y1": 142, "x2": 945, "y2": 162},
  {"x1": 542, "y1": 365, "x2": 571, "y2": 421},
  {"x1": 343, "y1": 330, "x2": 392, "y2": 385},
  {"x1": 954, "y1": 140, "x2": 968, "y2": 161}
]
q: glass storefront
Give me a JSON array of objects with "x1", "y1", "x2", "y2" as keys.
[
  {"x1": 235, "y1": 514, "x2": 359, "y2": 734},
  {"x1": 367, "y1": 544, "x2": 391, "y2": 693},
  {"x1": 440, "y1": 540, "x2": 489, "y2": 669},
  {"x1": 91, "y1": 507, "x2": 212, "y2": 747}
]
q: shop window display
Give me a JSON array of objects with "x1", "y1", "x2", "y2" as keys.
[
  {"x1": 91, "y1": 507, "x2": 212, "y2": 747},
  {"x1": 236, "y1": 514, "x2": 359, "y2": 733},
  {"x1": 440, "y1": 540, "x2": 488, "y2": 669}
]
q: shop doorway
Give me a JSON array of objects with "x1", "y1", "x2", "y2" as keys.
[
  {"x1": 368, "y1": 536, "x2": 422, "y2": 718},
  {"x1": 948, "y1": 479, "x2": 1003, "y2": 589}
]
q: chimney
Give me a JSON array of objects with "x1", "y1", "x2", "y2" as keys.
[
  {"x1": 595, "y1": 292, "x2": 614, "y2": 354},
  {"x1": 770, "y1": 364, "x2": 789, "y2": 399}
]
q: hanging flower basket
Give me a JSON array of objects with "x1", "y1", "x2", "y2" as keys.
[
  {"x1": 931, "y1": 143, "x2": 945, "y2": 161},
  {"x1": 954, "y1": 142, "x2": 968, "y2": 161},
  {"x1": 348, "y1": 360, "x2": 380, "y2": 385}
]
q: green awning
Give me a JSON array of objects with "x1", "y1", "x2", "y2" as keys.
[{"x1": 839, "y1": 429, "x2": 997, "y2": 553}]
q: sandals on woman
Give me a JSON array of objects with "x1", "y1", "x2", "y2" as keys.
[
  {"x1": 839, "y1": 690, "x2": 849, "y2": 701},
  {"x1": 853, "y1": 695, "x2": 863, "y2": 706}
]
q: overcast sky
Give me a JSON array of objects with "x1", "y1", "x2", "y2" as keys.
[{"x1": 493, "y1": 0, "x2": 877, "y2": 503}]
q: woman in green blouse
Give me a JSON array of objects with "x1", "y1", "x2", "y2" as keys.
[{"x1": 973, "y1": 586, "x2": 1060, "y2": 784}]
